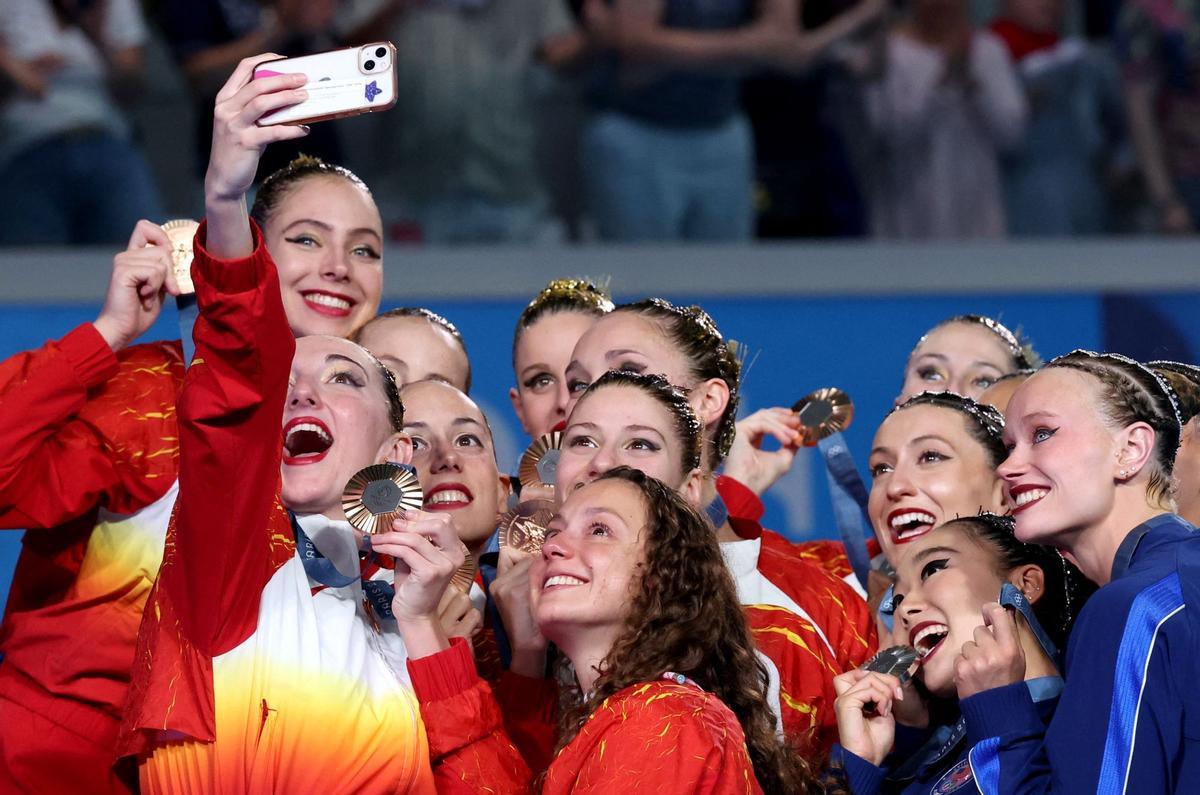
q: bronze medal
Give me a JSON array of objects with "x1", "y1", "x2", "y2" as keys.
[
  {"x1": 518, "y1": 431, "x2": 563, "y2": 490},
  {"x1": 342, "y1": 463, "x2": 424, "y2": 535},
  {"x1": 450, "y1": 543, "x2": 476, "y2": 594},
  {"x1": 792, "y1": 387, "x2": 854, "y2": 447},
  {"x1": 499, "y1": 498, "x2": 554, "y2": 555},
  {"x1": 161, "y1": 219, "x2": 200, "y2": 296}
]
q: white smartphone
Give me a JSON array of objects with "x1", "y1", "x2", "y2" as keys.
[{"x1": 254, "y1": 43, "x2": 398, "y2": 126}]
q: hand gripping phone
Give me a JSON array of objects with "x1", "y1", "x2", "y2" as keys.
[{"x1": 254, "y1": 43, "x2": 397, "y2": 126}]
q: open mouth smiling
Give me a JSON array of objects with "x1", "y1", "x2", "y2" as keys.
[
  {"x1": 283, "y1": 417, "x2": 334, "y2": 465},
  {"x1": 889, "y1": 509, "x2": 937, "y2": 544},
  {"x1": 910, "y1": 622, "x2": 949, "y2": 662}
]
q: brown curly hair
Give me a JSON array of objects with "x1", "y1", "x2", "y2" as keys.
[
  {"x1": 615, "y1": 299, "x2": 742, "y2": 470},
  {"x1": 554, "y1": 467, "x2": 818, "y2": 794}
]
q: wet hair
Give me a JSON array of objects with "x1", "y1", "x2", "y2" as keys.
[
  {"x1": 910, "y1": 314, "x2": 1040, "y2": 371},
  {"x1": 249, "y1": 154, "x2": 372, "y2": 231},
  {"x1": 511, "y1": 278, "x2": 613, "y2": 368},
  {"x1": 1149, "y1": 361, "x2": 1200, "y2": 425},
  {"x1": 943, "y1": 513, "x2": 1096, "y2": 651},
  {"x1": 557, "y1": 467, "x2": 819, "y2": 794},
  {"x1": 888, "y1": 392, "x2": 1007, "y2": 468},
  {"x1": 354, "y1": 307, "x2": 472, "y2": 393},
  {"x1": 615, "y1": 299, "x2": 741, "y2": 468},
  {"x1": 577, "y1": 371, "x2": 703, "y2": 476},
  {"x1": 1048, "y1": 351, "x2": 1183, "y2": 505}
]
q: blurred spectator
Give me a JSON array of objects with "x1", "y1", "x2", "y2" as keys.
[
  {"x1": 358, "y1": 0, "x2": 584, "y2": 245},
  {"x1": 992, "y1": 0, "x2": 1125, "y2": 235},
  {"x1": 0, "y1": 0, "x2": 165, "y2": 245},
  {"x1": 578, "y1": 0, "x2": 758, "y2": 242},
  {"x1": 159, "y1": 0, "x2": 344, "y2": 182},
  {"x1": 744, "y1": 0, "x2": 887, "y2": 238},
  {"x1": 1117, "y1": 0, "x2": 1200, "y2": 233},
  {"x1": 859, "y1": 0, "x2": 1027, "y2": 238}
]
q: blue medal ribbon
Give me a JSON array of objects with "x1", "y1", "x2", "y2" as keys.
[
  {"x1": 291, "y1": 513, "x2": 360, "y2": 588},
  {"x1": 177, "y1": 294, "x2": 199, "y2": 367},
  {"x1": 706, "y1": 493, "x2": 729, "y2": 531},
  {"x1": 817, "y1": 431, "x2": 874, "y2": 590},
  {"x1": 998, "y1": 582, "x2": 1059, "y2": 665}
]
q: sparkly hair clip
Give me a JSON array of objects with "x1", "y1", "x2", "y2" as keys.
[
  {"x1": 529, "y1": 278, "x2": 614, "y2": 312},
  {"x1": 1052, "y1": 349, "x2": 1183, "y2": 434},
  {"x1": 892, "y1": 391, "x2": 1005, "y2": 439},
  {"x1": 917, "y1": 314, "x2": 1038, "y2": 369}
]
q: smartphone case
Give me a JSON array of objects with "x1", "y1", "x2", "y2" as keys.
[{"x1": 254, "y1": 43, "x2": 398, "y2": 126}]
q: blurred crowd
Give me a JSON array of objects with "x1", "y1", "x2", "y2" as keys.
[{"x1": 3, "y1": 0, "x2": 1200, "y2": 245}]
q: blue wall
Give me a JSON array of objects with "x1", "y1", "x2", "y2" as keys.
[{"x1": 1, "y1": 292, "x2": 1195, "y2": 609}]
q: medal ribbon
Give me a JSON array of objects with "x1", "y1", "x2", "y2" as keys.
[
  {"x1": 999, "y1": 582, "x2": 1059, "y2": 664},
  {"x1": 705, "y1": 493, "x2": 729, "y2": 531},
  {"x1": 177, "y1": 294, "x2": 199, "y2": 367},
  {"x1": 291, "y1": 512, "x2": 361, "y2": 589},
  {"x1": 817, "y1": 431, "x2": 874, "y2": 589}
]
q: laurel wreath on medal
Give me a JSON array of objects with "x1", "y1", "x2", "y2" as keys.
[
  {"x1": 160, "y1": 219, "x2": 199, "y2": 295},
  {"x1": 518, "y1": 431, "x2": 562, "y2": 489},
  {"x1": 499, "y1": 499, "x2": 555, "y2": 555},
  {"x1": 791, "y1": 387, "x2": 855, "y2": 446}
]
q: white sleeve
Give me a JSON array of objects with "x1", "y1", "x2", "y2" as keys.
[{"x1": 103, "y1": 0, "x2": 148, "y2": 51}]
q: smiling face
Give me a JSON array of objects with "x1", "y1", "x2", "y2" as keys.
[
  {"x1": 566, "y1": 311, "x2": 704, "y2": 425},
  {"x1": 282, "y1": 336, "x2": 408, "y2": 518},
  {"x1": 401, "y1": 381, "x2": 508, "y2": 552},
  {"x1": 868, "y1": 404, "x2": 1005, "y2": 565},
  {"x1": 998, "y1": 368, "x2": 1121, "y2": 548},
  {"x1": 263, "y1": 175, "x2": 384, "y2": 339},
  {"x1": 556, "y1": 385, "x2": 692, "y2": 497},
  {"x1": 532, "y1": 478, "x2": 647, "y2": 651},
  {"x1": 899, "y1": 322, "x2": 1018, "y2": 403},
  {"x1": 511, "y1": 310, "x2": 599, "y2": 439},
  {"x1": 357, "y1": 315, "x2": 470, "y2": 392},
  {"x1": 892, "y1": 524, "x2": 1014, "y2": 697}
]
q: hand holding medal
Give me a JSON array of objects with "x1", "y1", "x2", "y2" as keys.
[
  {"x1": 93, "y1": 220, "x2": 184, "y2": 352},
  {"x1": 832, "y1": 647, "x2": 918, "y2": 766}
]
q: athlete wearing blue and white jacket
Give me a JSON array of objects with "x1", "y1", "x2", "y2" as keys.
[
  {"x1": 833, "y1": 515, "x2": 1085, "y2": 795},
  {"x1": 972, "y1": 350, "x2": 1197, "y2": 794},
  {"x1": 963, "y1": 513, "x2": 1200, "y2": 794}
]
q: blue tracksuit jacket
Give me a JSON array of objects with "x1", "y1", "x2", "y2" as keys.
[
  {"x1": 964, "y1": 513, "x2": 1200, "y2": 794},
  {"x1": 833, "y1": 678, "x2": 1062, "y2": 794}
]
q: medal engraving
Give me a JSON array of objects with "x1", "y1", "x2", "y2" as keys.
[
  {"x1": 500, "y1": 499, "x2": 555, "y2": 555},
  {"x1": 161, "y1": 219, "x2": 200, "y2": 295},
  {"x1": 519, "y1": 432, "x2": 563, "y2": 489},
  {"x1": 342, "y1": 463, "x2": 423, "y2": 535}
]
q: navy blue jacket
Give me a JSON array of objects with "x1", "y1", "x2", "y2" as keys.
[
  {"x1": 965, "y1": 513, "x2": 1200, "y2": 794},
  {"x1": 833, "y1": 678, "x2": 1062, "y2": 794}
]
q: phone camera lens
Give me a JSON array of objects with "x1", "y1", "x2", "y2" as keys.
[
  {"x1": 365, "y1": 59, "x2": 376, "y2": 70},
  {"x1": 375, "y1": 47, "x2": 386, "y2": 58}
]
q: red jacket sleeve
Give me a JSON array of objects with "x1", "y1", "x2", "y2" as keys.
[
  {"x1": 493, "y1": 669, "x2": 560, "y2": 773},
  {"x1": 407, "y1": 638, "x2": 534, "y2": 794},
  {"x1": 167, "y1": 219, "x2": 296, "y2": 657},
  {"x1": 0, "y1": 325, "x2": 183, "y2": 527},
  {"x1": 118, "y1": 220, "x2": 296, "y2": 757}
]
